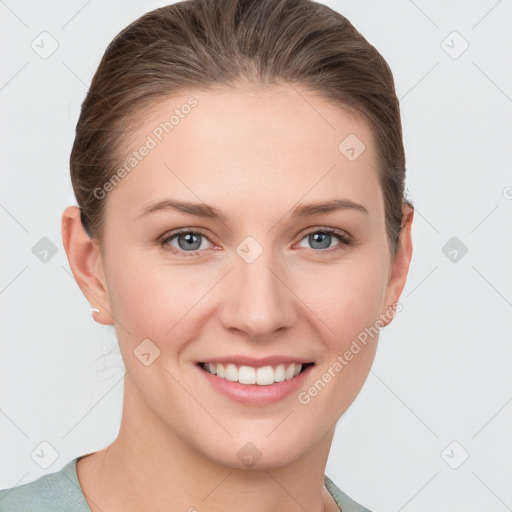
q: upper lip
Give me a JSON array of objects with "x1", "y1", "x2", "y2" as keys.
[{"x1": 197, "y1": 355, "x2": 314, "y2": 368}]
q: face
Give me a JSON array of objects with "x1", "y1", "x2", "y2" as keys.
[{"x1": 87, "y1": 84, "x2": 410, "y2": 468}]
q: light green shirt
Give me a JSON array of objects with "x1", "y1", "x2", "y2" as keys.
[{"x1": 0, "y1": 456, "x2": 372, "y2": 511}]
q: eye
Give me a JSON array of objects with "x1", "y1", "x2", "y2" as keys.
[
  {"x1": 160, "y1": 227, "x2": 352, "y2": 257},
  {"x1": 160, "y1": 229, "x2": 213, "y2": 256},
  {"x1": 296, "y1": 227, "x2": 352, "y2": 253}
]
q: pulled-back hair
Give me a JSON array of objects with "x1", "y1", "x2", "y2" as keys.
[{"x1": 70, "y1": 0, "x2": 412, "y2": 255}]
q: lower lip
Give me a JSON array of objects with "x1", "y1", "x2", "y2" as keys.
[{"x1": 196, "y1": 363, "x2": 314, "y2": 406}]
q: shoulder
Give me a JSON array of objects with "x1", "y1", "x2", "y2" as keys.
[
  {"x1": 324, "y1": 474, "x2": 373, "y2": 512},
  {"x1": 0, "y1": 458, "x2": 90, "y2": 512}
]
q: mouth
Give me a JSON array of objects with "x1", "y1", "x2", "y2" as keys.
[{"x1": 197, "y1": 361, "x2": 315, "y2": 386}]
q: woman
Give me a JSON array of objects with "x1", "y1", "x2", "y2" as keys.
[{"x1": 0, "y1": 0, "x2": 413, "y2": 510}]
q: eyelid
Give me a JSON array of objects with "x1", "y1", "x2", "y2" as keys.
[
  {"x1": 160, "y1": 227, "x2": 212, "y2": 241},
  {"x1": 298, "y1": 226, "x2": 352, "y2": 242}
]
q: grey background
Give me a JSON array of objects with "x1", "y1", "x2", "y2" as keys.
[{"x1": 1, "y1": 1, "x2": 511, "y2": 510}]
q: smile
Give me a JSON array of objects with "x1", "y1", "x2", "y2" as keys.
[{"x1": 199, "y1": 362, "x2": 314, "y2": 386}]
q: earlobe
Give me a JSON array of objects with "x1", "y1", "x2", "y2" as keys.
[
  {"x1": 61, "y1": 206, "x2": 113, "y2": 326},
  {"x1": 380, "y1": 204, "x2": 414, "y2": 328}
]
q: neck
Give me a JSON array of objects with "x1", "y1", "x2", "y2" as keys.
[{"x1": 77, "y1": 378, "x2": 340, "y2": 512}]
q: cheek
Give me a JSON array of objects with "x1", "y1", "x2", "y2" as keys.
[
  {"x1": 111, "y1": 273, "x2": 186, "y2": 334},
  {"x1": 103, "y1": 247, "x2": 181, "y2": 341},
  {"x1": 294, "y1": 264, "x2": 383, "y2": 424},
  {"x1": 299, "y1": 257, "x2": 386, "y2": 344},
  {"x1": 104, "y1": 247, "x2": 216, "y2": 367},
  {"x1": 104, "y1": 233, "x2": 388, "y2": 358}
]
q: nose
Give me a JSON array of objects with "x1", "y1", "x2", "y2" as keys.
[{"x1": 218, "y1": 245, "x2": 297, "y2": 340}]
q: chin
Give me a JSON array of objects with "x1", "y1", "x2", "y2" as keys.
[{"x1": 197, "y1": 433, "x2": 312, "y2": 471}]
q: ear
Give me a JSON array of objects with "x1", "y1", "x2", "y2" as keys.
[
  {"x1": 61, "y1": 206, "x2": 113, "y2": 326},
  {"x1": 379, "y1": 203, "x2": 414, "y2": 327}
]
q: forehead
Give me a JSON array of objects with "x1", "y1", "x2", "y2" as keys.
[{"x1": 107, "y1": 84, "x2": 383, "y2": 222}]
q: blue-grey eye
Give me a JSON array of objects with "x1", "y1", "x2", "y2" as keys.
[
  {"x1": 175, "y1": 232, "x2": 202, "y2": 251},
  {"x1": 163, "y1": 231, "x2": 211, "y2": 252},
  {"x1": 308, "y1": 232, "x2": 333, "y2": 250},
  {"x1": 297, "y1": 229, "x2": 348, "y2": 251}
]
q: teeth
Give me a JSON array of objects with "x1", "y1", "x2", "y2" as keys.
[
  {"x1": 225, "y1": 363, "x2": 238, "y2": 382},
  {"x1": 239, "y1": 365, "x2": 256, "y2": 384},
  {"x1": 256, "y1": 366, "x2": 274, "y2": 385},
  {"x1": 216, "y1": 364, "x2": 226, "y2": 379},
  {"x1": 274, "y1": 364, "x2": 286, "y2": 382},
  {"x1": 202, "y1": 362, "x2": 305, "y2": 385}
]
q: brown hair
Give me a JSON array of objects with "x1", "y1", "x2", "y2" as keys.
[{"x1": 71, "y1": 0, "x2": 413, "y2": 255}]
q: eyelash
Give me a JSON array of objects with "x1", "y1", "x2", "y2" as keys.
[{"x1": 160, "y1": 227, "x2": 352, "y2": 257}]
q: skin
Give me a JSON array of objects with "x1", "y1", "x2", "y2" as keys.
[{"x1": 62, "y1": 84, "x2": 413, "y2": 512}]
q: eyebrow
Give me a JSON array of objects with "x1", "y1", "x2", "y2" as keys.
[{"x1": 135, "y1": 198, "x2": 369, "y2": 221}]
